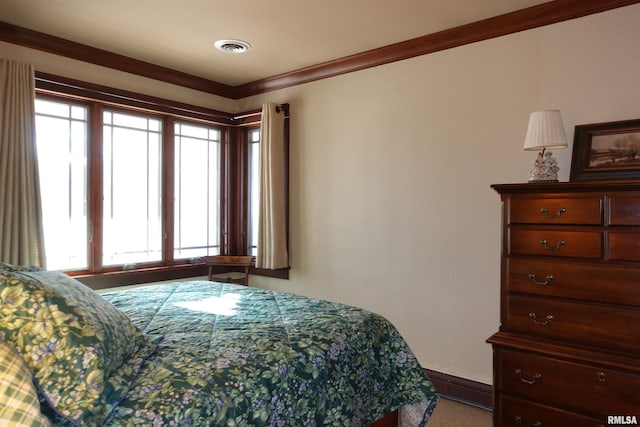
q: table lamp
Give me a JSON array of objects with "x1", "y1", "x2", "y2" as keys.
[{"x1": 523, "y1": 110, "x2": 568, "y2": 182}]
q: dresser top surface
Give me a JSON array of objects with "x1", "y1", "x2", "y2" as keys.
[{"x1": 492, "y1": 180, "x2": 640, "y2": 194}]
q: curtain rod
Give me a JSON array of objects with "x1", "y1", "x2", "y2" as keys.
[
  {"x1": 231, "y1": 103, "x2": 289, "y2": 122},
  {"x1": 35, "y1": 72, "x2": 237, "y2": 125}
]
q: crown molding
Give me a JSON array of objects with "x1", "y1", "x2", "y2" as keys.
[
  {"x1": 1, "y1": 0, "x2": 638, "y2": 100},
  {"x1": 233, "y1": 0, "x2": 640, "y2": 97},
  {"x1": 0, "y1": 21, "x2": 236, "y2": 99}
]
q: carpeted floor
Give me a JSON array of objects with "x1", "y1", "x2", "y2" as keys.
[{"x1": 427, "y1": 398, "x2": 492, "y2": 426}]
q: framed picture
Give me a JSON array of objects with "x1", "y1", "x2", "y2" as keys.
[{"x1": 570, "y1": 118, "x2": 640, "y2": 181}]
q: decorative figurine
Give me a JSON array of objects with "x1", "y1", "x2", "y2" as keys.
[{"x1": 529, "y1": 148, "x2": 560, "y2": 182}]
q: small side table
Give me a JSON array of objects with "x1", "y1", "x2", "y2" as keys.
[{"x1": 203, "y1": 255, "x2": 255, "y2": 286}]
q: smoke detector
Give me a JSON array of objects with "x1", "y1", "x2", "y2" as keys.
[{"x1": 214, "y1": 39, "x2": 251, "y2": 54}]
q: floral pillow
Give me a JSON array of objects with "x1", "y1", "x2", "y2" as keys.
[
  {"x1": 0, "y1": 339, "x2": 52, "y2": 427},
  {"x1": 0, "y1": 267, "x2": 155, "y2": 427},
  {"x1": 0, "y1": 261, "x2": 43, "y2": 272}
]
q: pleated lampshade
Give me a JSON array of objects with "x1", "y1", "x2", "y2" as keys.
[{"x1": 523, "y1": 110, "x2": 568, "y2": 151}]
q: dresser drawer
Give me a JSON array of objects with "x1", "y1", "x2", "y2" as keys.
[
  {"x1": 509, "y1": 229, "x2": 602, "y2": 259},
  {"x1": 497, "y1": 394, "x2": 605, "y2": 427},
  {"x1": 505, "y1": 295, "x2": 640, "y2": 353},
  {"x1": 497, "y1": 349, "x2": 640, "y2": 416},
  {"x1": 608, "y1": 231, "x2": 640, "y2": 262},
  {"x1": 506, "y1": 258, "x2": 640, "y2": 306},
  {"x1": 608, "y1": 193, "x2": 640, "y2": 225},
  {"x1": 509, "y1": 196, "x2": 602, "y2": 225}
]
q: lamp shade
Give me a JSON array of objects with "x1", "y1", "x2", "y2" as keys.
[{"x1": 523, "y1": 110, "x2": 568, "y2": 151}]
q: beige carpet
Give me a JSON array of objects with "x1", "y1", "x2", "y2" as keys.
[{"x1": 427, "y1": 398, "x2": 492, "y2": 426}]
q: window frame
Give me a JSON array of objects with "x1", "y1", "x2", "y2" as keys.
[
  {"x1": 35, "y1": 73, "x2": 289, "y2": 288},
  {"x1": 34, "y1": 97, "x2": 91, "y2": 270},
  {"x1": 172, "y1": 120, "x2": 223, "y2": 261},
  {"x1": 100, "y1": 106, "x2": 165, "y2": 268},
  {"x1": 247, "y1": 127, "x2": 261, "y2": 257}
]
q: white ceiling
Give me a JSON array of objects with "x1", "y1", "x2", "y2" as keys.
[{"x1": 0, "y1": 0, "x2": 549, "y2": 86}]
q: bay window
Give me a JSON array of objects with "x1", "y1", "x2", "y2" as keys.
[{"x1": 33, "y1": 73, "x2": 288, "y2": 286}]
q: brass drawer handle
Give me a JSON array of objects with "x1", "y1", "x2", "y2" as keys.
[
  {"x1": 515, "y1": 416, "x2": 542, "y2": 427},
  {"x1": 529, "y1": 312, "x2": 554, "y2": 325},
  {"x1": 540, "y1": 207, "x2": 566, "y2": 219},
  {"x1": 515, "y1": 369, "x2": 542, "y2": 385},
  {"x1": 539, "y1": 239, "x2": 565, "y2": 251},
  {"x1": 528, "y1": 273, "x2": 554, "y2": 286}
]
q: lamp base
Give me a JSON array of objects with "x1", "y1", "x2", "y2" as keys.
[
  {"x1": 528, "y1": 178, "x2": 559, "y2": 183},
  {"x1": 529, "y1": 150, "x2": 560, "y2": 182}
]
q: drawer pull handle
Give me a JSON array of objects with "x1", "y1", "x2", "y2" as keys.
[
  {"x1": 515, "y1": 369, "x2": 542, "y2": 385},
  {"x1": 539, "y1": 239, "x2": 565, "y2": 251},
  {"x1": 528, "y1": 273, "x2": 554, "y2": 286},
  {"x1": 540, "y1": 207, "x2": 566, "y2": 219},
  {"x1": 597, "y1": 371, "x2": 607, "y2": 382},
  {"x1": 529, "y1": 312, "x2": 554, "y2": 325},
  {"x1": 515, "y1": 416, "x2": 542, "y2": 427}
]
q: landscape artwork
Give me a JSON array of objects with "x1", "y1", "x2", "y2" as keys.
[
  {"x1": 588, "y1": 131, "x2": 640, "y2": 168},
  {"x1": 570, "y1": 119, "x2": 640, "y2": 182}
]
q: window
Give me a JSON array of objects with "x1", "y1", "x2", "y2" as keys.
[
  {"x1": 248, "y1": 128, "x2": 260, "y2": 256},
  {"x1": 102, "y1": 110, "x2": 163, "y2": 266},
  {"x1": 174, "y1": 122, "x2": 221, "y2": 259},
  {"x1": 35, "y1": 97, "x2": 226, "y2": 274},
  {"x1": 33, "y1": 73, "x2": 288, "y2": 284},
  {"x1": 35, "y1": 99, "x2": 89, "y2": 271}
]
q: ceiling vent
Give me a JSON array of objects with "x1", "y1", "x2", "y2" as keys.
[{"x1": 214, "y1": 39, "x2": 251, "y2": 54}]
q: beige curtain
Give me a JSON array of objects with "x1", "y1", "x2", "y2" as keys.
[
  {"x1": 0, "y1": 59, "x2": 45, "y2": 266},
  {"x1": 256, "y1": 103, "x2": 288, "y2": 269}
]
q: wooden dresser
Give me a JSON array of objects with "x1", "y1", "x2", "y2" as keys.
[{"x1": 488, "y1": 182, "x2": 640, "y2": 427}]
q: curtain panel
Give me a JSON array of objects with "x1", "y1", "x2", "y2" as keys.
[
  {"x1": 256, "y1": 103, "x2": 288, "y2": 269},
  {"x1": 0, "y1": 59, "x2": 45, "y2": 266}
]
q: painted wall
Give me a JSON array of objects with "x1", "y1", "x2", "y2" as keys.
[
  {"x1": 238, "y1": 4, "x2": 640, "y2": 385},
  {"x1": 2, "y1": 4, "x2": 639, "y2": 385}
]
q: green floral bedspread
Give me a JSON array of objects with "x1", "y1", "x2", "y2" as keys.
[{"x1": 100, "y1": 281, "x2": 438, "y2": 426}]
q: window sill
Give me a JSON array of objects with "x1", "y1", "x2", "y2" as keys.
[{"x1": 73, "y1": 263, "x2": 289, "y2": 290}]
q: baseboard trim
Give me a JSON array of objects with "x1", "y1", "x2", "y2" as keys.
[{"x1": 424, "y1": 369, "x2": 493, "y2": 410}]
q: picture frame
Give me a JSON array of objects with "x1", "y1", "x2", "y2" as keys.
[{"x1": 570, "y1": 118, "x2": 640, "y2": 182}]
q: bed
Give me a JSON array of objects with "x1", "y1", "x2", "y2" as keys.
[{"x1": 0, "y1": 263, "x2": 438, "y2": 426}]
